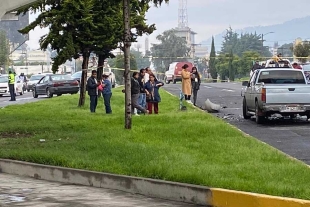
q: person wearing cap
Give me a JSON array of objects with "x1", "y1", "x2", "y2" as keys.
[
  {"x1": 101, "y1": 74, "x2": 112, "y2": 114},
  {"x1": 181, "y1": 64, "x2": 192, "y2": 103}
]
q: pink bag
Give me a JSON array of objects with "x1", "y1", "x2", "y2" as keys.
[{"x1": 98, "y1": 84, "x2": 103, "y2": 91}]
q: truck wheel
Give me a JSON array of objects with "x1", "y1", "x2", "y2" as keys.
[
  {"x1": 255, "y1": 101, "x2": 265, "y2": 124},
  {"x1": 172, "y1": 76, "x2": 177, "y2": 84},
  {"x1": 243, "y1": 98, "x2": 251, "y2": 119},
  {"x1": 164, "y1": 76, "x2": 170, "y2": 84}
]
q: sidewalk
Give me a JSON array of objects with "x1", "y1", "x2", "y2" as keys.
[{"x1": 0, "y1": 173, "x2": 198, "y2": 207}]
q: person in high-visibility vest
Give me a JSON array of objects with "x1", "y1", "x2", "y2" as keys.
[{"x1": 8, "y1": 71, "x2": 16, "y2": 101}]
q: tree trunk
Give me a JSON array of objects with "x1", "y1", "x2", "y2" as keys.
[
  {"x1": 123, "y1": 0, "x2": 132, "y2": 129},
  {"x1": 78, "y1": 49, "x2": 90, "y2": 107},
  {"x1": 97, "y1": 54, "x2": 104, "y2": 98}
]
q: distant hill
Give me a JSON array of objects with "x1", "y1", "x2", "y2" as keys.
[{"x1": 201, "y1": 16, "x2": 310, "y2": 52}]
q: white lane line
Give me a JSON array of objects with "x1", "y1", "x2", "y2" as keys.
[
  {"x1": 204, "y1": 86, "x2": 213, "y2": 89},
  {"x1": 221, "y1": 89, "x2": 235, "y2": 92}
]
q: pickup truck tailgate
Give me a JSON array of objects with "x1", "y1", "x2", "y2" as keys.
[{"x1": 266, "y1": 85, "x2": 310, "y2": 104}]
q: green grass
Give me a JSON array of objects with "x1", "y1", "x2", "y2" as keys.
[{"x1": 0, "y1": 89, "x2": 310, "y2": 200}]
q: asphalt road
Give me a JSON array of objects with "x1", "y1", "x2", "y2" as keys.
[
  {"x1": 0, "y1": 91, "x2": 47, "y2": 108},
  {"x1": 164, "y1": 82, "x2": 310, "y2": 165}
]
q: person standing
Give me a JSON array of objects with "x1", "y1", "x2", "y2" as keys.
[
  {"x1": 87, "y1": 70, "x2": 100, "y2": 113},
  {"x1": 137, "y1": 68, "x2": 146, "y2": 114},
  {"x1": 191, "y1": 67, "x2": 201, "y2": 106},
  {"x1": 145, "y1": 74, "x2": 164, "y2": 114},
  {"x1": 8, "y1": 71, "x2": 16, "y2": 101},
  {"x1": 144, "y1": 67, "x2": 150, "y2": 83},
  {"x1": 131, "y1": 72, "x2": 148, "y2": 115},
  {"x1": 101, "y1": 74, "x2": 112, "y2": 114},
  {"x1": 181, "y1": 64, "x2": 192, "y2": 103}
]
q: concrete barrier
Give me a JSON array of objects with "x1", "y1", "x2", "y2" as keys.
[{"x1": 0, "y1": 159, "x2": 212, "y2": 206}]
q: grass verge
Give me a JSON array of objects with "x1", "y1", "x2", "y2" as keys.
[{"x1": 0, "y1": 88, "x2": 310, "y2": 200}]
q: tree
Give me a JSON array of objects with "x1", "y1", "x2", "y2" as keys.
[
  {"x1": 0, "y1": 30, "x2": 9, "y2": 72},
  {"x1": 131, "y1": 48, "x2": 150, "y2": 69},
  {"x1": 150, "y1": 29, "x2": 190, "y2": 74},
  {"x1": 294, "y1": 41, "x2": 310, "y2": 64},
  {"x1": 108, "y1": 54, "x2": 137, "y2": 83},
  {"x1": 209, "y1": 36, "x2": 217, "y2": 80},
  {"x1": 278, "y1": 43, "x2": 293, "y2": 60}
]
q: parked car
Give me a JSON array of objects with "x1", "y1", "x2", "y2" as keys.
[
  {"x1": 0, "y1": 75, "x2": 24, "y2": 97},
  {"x1": 241, "y1": 68, "x2": 310, "y2": 124},
  {"x1": 33, "y1": 74, "x2": 79, "y2": 98},
  {"x1": 27, "y1": 74, "x2": 45, "y2": 92},
  {"x1": 164, "y1": 62, "x2": 194, "y2": 84},
  {"x1": 71, "y1": 71, "x2": 82, "y2": 83}
]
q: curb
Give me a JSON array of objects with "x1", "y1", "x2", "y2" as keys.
[
  {"x1": 0, "y1": 159, "x2": 211, "y2": 206},
  {"x1": 1, "y1": 159, "x2": 310, "y2": 207}
]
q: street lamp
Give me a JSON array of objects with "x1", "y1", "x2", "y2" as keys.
[
  {"x1": 262, "y1": 32, "x2": 274, "y2": 55},
  {"x1": 21, "y1": 48, "x2": 28, "y2": 75}
]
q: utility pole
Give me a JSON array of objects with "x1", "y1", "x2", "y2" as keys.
[{"x1": 123, "y1": 0, "x2": 132, "y2": 129}]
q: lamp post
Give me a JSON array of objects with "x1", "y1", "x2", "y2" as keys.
[
  {"x1": 261, "y1": 32, "x2": 274, "y2": 55},
  {"x1": 21, "y1": 48, "x2": 28, "y2": 75}
]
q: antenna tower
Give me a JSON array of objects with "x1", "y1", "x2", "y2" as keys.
[{"x1": 178, "y1": 0, "x2": 188, "y2": 28}]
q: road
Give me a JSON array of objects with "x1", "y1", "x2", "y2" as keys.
[
  {"x1": 0, "y1": 91, "x2": 45, "y2": 108},
  {"x1": 0, "y1": 173, "x2": 198, "y2": 207},
  {"x1": 164, "y1": 82, "x2": 310, "y2": 165}
]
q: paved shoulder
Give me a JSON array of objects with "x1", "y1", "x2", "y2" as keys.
[{"x1": 0, "y1": 173, "x2": 198, "y2": 207}]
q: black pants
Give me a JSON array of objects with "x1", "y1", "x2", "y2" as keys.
[
  {"x1": 9, "y1": 84, "x2": 16, "y2": 101},
  {"x1": 192, "y1": 90, "x2": 198, "y2": 105},
  {"x1": 89, "y1": 95, "x2": 98, "y2": 113},
  {"x1": 184, "y1": 95, "x2": 191, "y2": 100},
  {"x1": 103, "y1": 93, "x2": 112, "y2": 114}
]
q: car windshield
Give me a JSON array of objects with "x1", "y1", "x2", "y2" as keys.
[
  {"x1": 257, "y1": 70, "x2": 306, "y2": 84},
  {"x1": 0, "y1": 76, "x2": 8, "y2": 83},
  {"x1": 51, "y1": 75, "x2": 73, "y2": 81},
  {"x1": 72, "y1": 72, "x2": 82, "y2": 78},
  {"x1": 30, "y1": 75, "x2": 44, "y2": 81}
]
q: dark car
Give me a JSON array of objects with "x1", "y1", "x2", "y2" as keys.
[{"x1": 33, "y1": 74, "x2": 79, "y2": 98}]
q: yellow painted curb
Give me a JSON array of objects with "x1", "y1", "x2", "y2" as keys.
[{"x1": 210, "y1": 188, "x2": 310, "y2": 207}]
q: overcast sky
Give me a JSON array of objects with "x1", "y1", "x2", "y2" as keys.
[{"x1": 27, "y1": 0, "x2": 310, "y2": 50}]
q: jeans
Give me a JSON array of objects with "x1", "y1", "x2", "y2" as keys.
[
  {"x1": 103, "y1": 93, "x2": 112, "y2": 114},
  {"x1": 131, "y1": 93, "x2": 146, "y2": 114},
  {"x1": 138, "y1": 93, "x2": 146, "y2": 113},
  {"x1": 9, "y1": 84, "x2": 16, "y2": 101},
  {"x1": 89, "y1": 95, "x2": 98, "y2": 113},
  {"x1": 192, "y1": 90, "x2": 198, "y2": 105}
]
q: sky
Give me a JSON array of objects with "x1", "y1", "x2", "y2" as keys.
[{"x1": 27, "y1": 0, "x2": 310, "y2": 51}]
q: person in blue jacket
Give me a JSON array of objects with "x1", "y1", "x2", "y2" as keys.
[{"x1": 144, "y1": 74, "x2": 164, "y2": 114}]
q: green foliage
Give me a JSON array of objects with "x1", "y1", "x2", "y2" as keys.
[
  {"x1": 209, "y1": 36, "x2": 217, "y2": 79},
  {"x1": 278, "y1": 43, "x2": 294, "y2": 61},
  {"x1": 16, "y1": 0, "x2": 159, "y2": 73},
  {"x1": 0, "y1": 30, "x2": 9, "y2": 70},
  {"x1": 221, "y1": 27, "x2": 271, "y2": 57},
  {"x1": 108, "y1": 54, "x2": 137, "y2": 83},
  {"x1": 151, "y1": 29, "x2": 190, "y2": 74},
  {"x1": 131, "y1": 48, "x2": 150, "y2": 70},
  {"x1": 293, "y1": 42, "x2": 310, "y2": 64},
  {"x1": 215, "y1": 27, "x2": 269, "y2": 80}
]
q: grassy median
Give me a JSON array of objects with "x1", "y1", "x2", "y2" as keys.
[{"x1": 0, "y1": 88, "x2": 310, "y2": 200}]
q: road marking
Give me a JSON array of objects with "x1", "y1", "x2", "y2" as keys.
[
  {"x1": 221, "y1": 89, "x2": 235, "y2": 92},
  {"x1": 204, "y1": 86, "x2": 213, "y2": 89}
]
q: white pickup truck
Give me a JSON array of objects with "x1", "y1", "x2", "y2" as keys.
[{"x1": 242, "y1": 68, "x2": 310, "y2": 124}]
